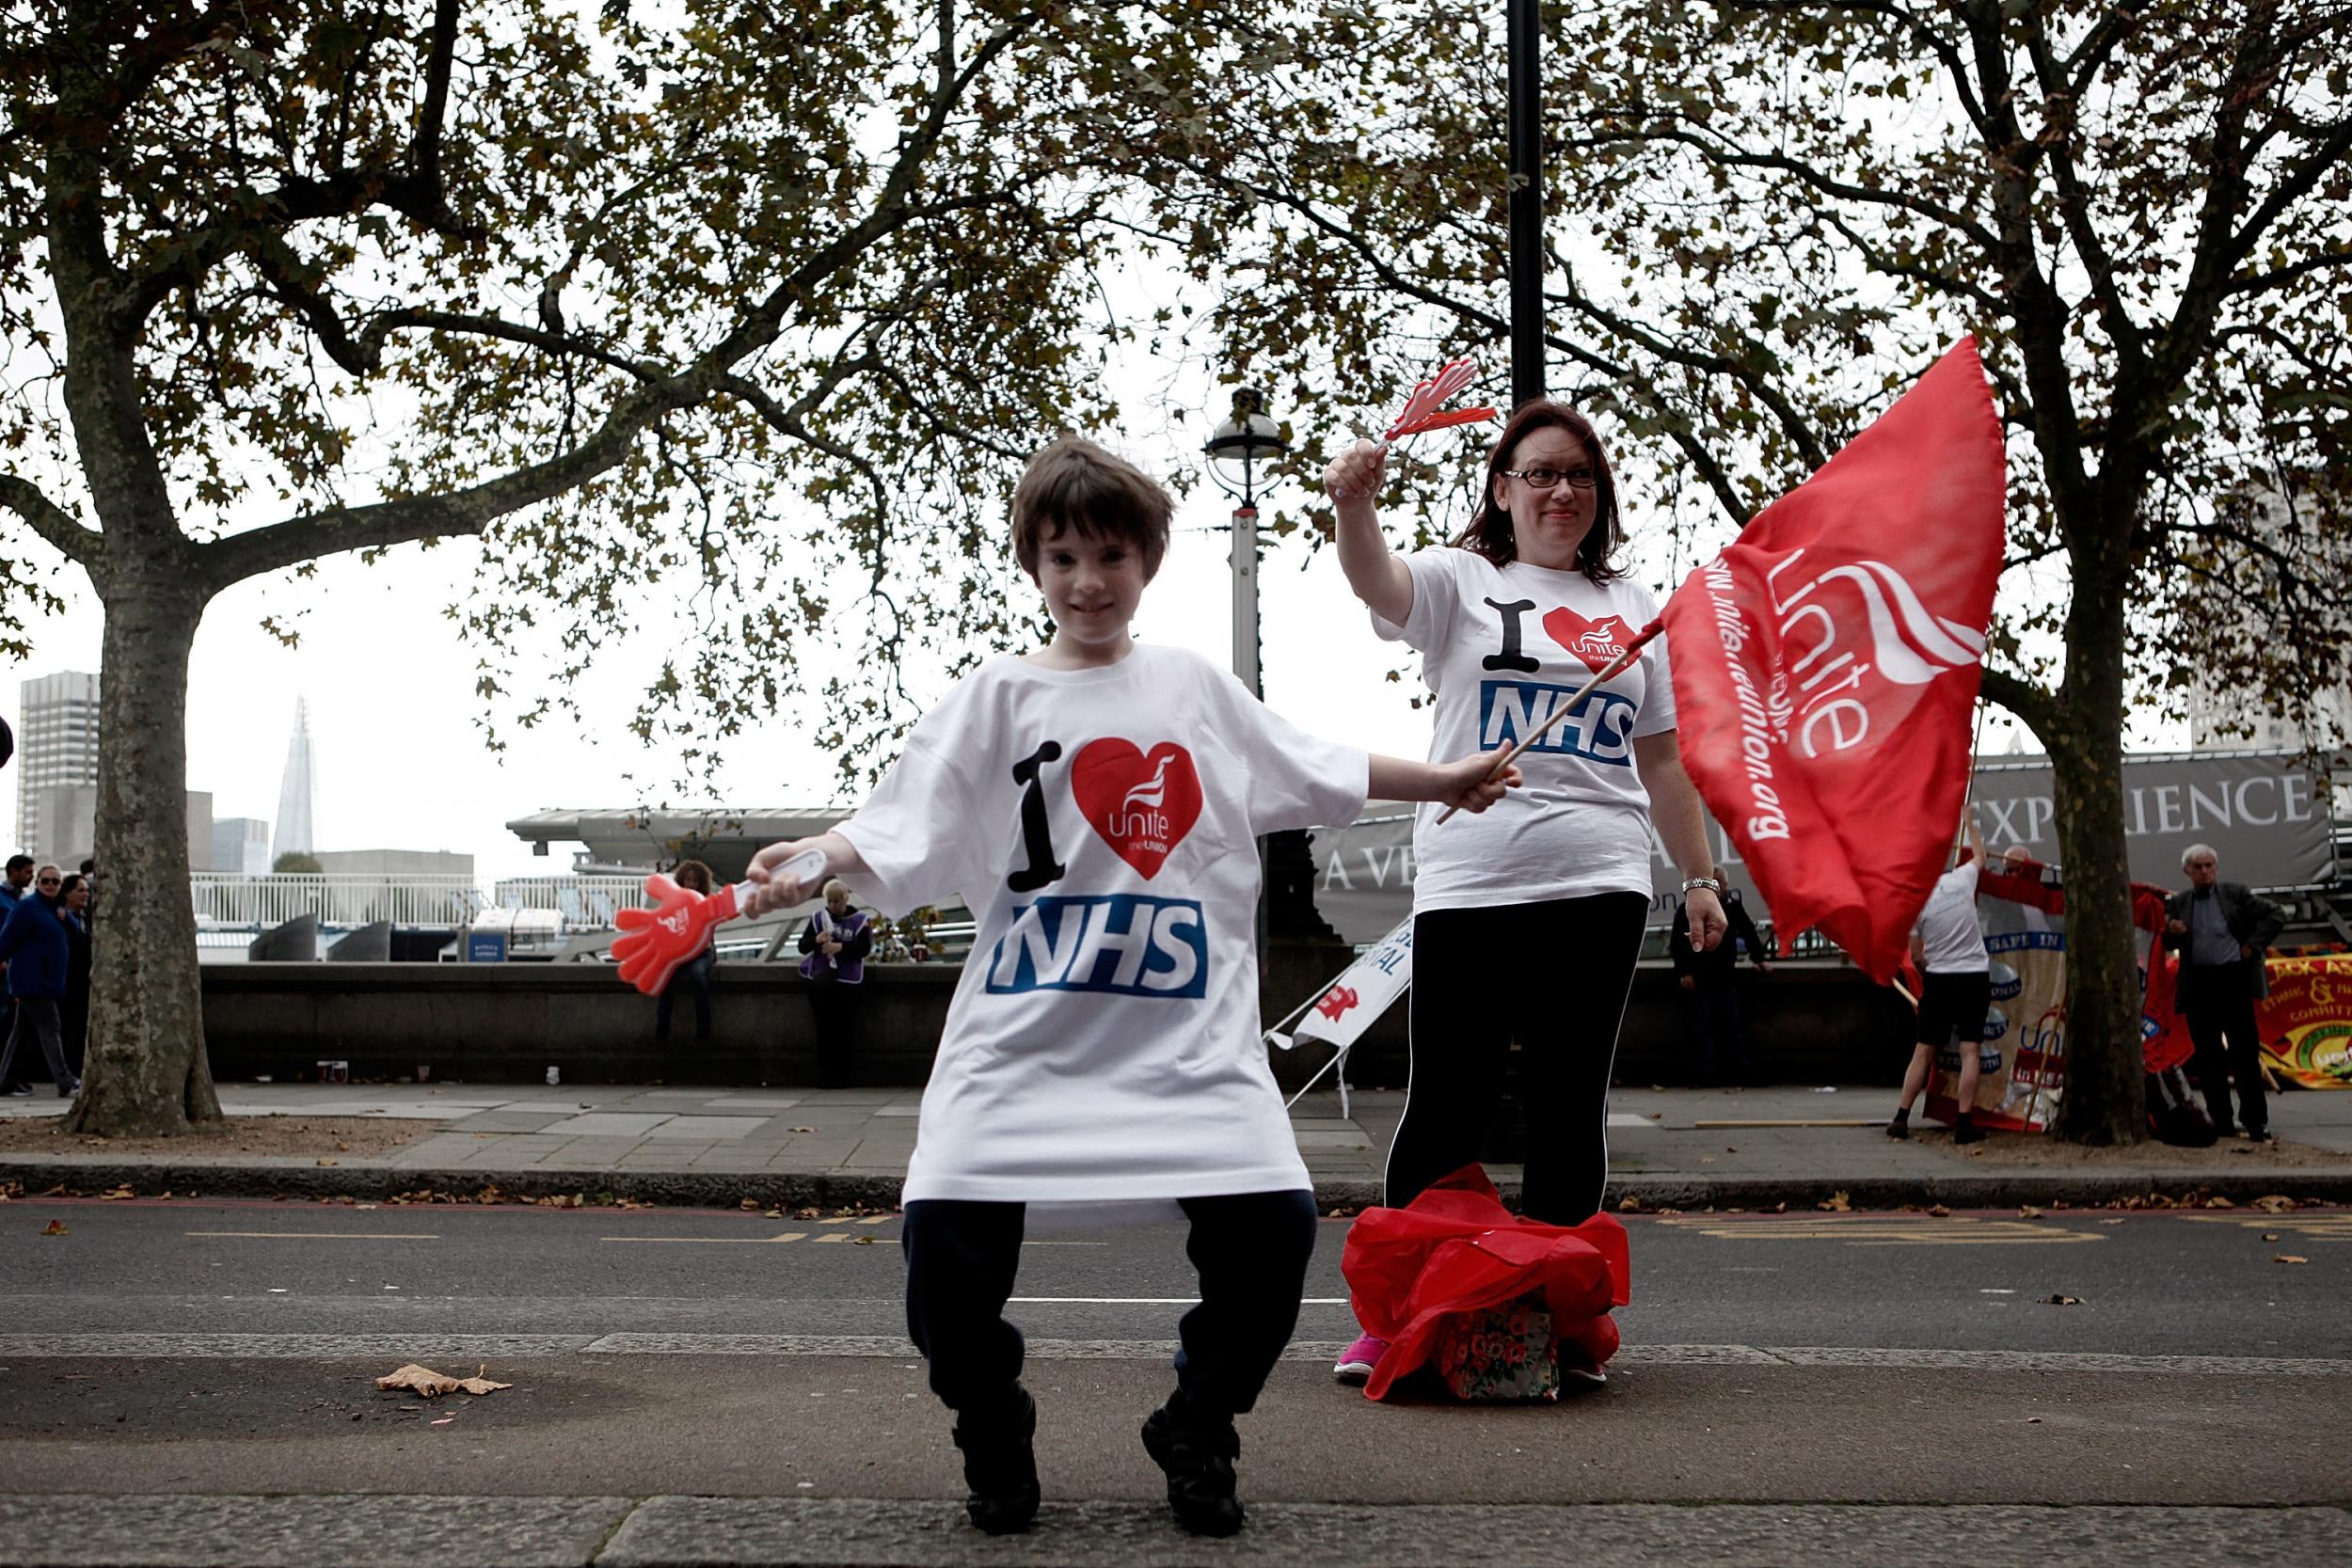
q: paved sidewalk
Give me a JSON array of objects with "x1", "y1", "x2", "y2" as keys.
[{"x1": 7, "y1": 1077, "x2": 2350, "y2": 1209}]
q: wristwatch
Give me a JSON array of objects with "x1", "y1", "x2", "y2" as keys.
[{"x1": 1680, "y1": 876, "x2": 1724, "y2": 895}]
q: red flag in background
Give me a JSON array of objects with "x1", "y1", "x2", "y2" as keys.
[{"x1": 1661, "y1": 340, "x2": 2006, "y2": 982}]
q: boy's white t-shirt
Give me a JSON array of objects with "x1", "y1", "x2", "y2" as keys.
[
  {"x1": 1915, "y1": 861, "x2": 1990, "y2": 975},
  {"x1": 836, "y1": 642, "x2": 1369, "y2": 1204},
  {"x1": 1374, "y1": 547, "x2": 1676, "y2": 911}
]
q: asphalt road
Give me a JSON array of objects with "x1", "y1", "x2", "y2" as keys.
[
  {"x1": 5, "y1": 1196, "x2": 2347, "y2": 1354},
  {"x1": 4, "y1": 1196, "x2": 2348, "y2": 1564}
]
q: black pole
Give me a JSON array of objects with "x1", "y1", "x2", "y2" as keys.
[{"x1": 1506, "y1": 0, "x2": 1546, "y2": 405}]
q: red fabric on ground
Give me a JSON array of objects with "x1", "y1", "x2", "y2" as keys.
[{"x1": 1340, "y1": 1164, "x2": 1630, "y2": 1402}]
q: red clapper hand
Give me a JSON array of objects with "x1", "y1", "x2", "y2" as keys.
[
  {"x1": 1379, "y1": 355, "x2": 1498, "y2": 446},
  {"x1": 610, "y1": 847, "x2": 827, "y2": 996}
]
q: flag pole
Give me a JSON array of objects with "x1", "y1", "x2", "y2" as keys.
[{"x1": 1435, "y1": 617, "x2": 1665, "y2": 823}]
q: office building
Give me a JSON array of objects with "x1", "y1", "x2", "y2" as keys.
[
  {"x1": 14, "y1": 672, "x2": 99, "y2": 858},
  {"x1": 213, "y1": 816, "x2": 272, "y2": 876}
]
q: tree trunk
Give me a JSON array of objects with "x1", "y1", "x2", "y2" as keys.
[
  {"x1": 61, "y1": 574, "x2": 219, "y2": 1136},
  {"x1": 2049, "y1": 580, "x2": 2147, "y2": 1146}
]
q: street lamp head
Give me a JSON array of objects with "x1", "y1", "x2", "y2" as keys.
[
  {"x1": 1204, "y1": 387, "x2": 1289, "y2": 463},
  {"x1": 1204, "y1": 387, "x2": 1288, "y2": 505}
]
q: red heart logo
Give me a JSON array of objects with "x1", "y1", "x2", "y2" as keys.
[
  {"x1": 1541, "y1": 607, "x2": 1633, "y2": 674},
  {"x1": 1071, "y1": 739, "x2": 1203, "y2": 879}
]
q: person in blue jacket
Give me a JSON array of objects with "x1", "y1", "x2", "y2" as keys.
[{"x1": 0, "y1": 865, "x2": 81, "y2": 1099}]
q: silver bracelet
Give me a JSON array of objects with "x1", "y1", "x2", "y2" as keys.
[{"x1": 1680, "y1": 876, "x2": 1724, "y2": 895}]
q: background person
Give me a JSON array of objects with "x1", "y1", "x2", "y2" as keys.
[
  {"x1": 1673, "y1": 887, "x2": 1773, "y2": 1086},
  {"x1": 56, "y1": 872, "x2": 91, "y2": 1079},
  {"x1": 654, "y1": 859, "x2": 719, "y2": 1043},
  {"x1": 1320, "y1": 399, "x2": 1728, "y2": 1387},
  {"x1": 2164, "y1": 844, "x2": 2286, "y2": 1143},
  {"x1": 1887, "y1": 820, "x2": 1991, "y2": 1144},
  {"x1": 0, "y1": 864, "x2": 80, "y2": 1099},
  {"x1": 798, "y1": 878, "x2": 873, "y2": 1088}
]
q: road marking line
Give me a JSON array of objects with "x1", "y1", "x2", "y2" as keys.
[
  {"x1": 1005, "y1": 1297, "x2": 1352, "y2": 1306},
  {"x1": 4, "y1": 1334, "x2": 2348, "y2": 1375},
  {"x1": 183, "y1": 1231, "x2": 441, "y2": 1241},
  {"x1": 1651, "y1": 1216, "x2": 2105, "y2": 1246},
  {"x1": 600, "y1": 1233, "x2": 808, "y2": 1244}
]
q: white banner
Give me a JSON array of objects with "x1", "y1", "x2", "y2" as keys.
[{"x1": 1292, "y1": 917, "x2": 1416, "y2": 1050}]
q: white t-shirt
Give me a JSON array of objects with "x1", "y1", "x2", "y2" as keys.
[
  {"x1": 1374, "y1": 547, "x2": 1677, "y2": 911},
  {"x1": 837, "y1": 642, "x2": 1370, "y2": 1204},
  {"x1": 1915, "y1": 861, "x2": 1990, "y2": 975}
]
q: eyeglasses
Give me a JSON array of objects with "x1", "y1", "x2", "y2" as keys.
[
  {"x1": 1501, "y1": 467, "x2": 1597, "y2": 491},
  {"x1": 36, "y1": 878, "x2": 60, "y2": 888}
]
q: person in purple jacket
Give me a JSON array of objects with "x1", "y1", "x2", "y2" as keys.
[
  {"x1": 798, "y1": 878, "x2": 872, "y2": 1087},
  {"x1": 0, "y1": 865, "x2": 80, "y2": 1099}
]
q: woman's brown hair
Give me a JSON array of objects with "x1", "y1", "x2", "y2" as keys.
[
  {"x1": 1451, "y1": 399, "x2": 1625, "y2": 583},
  {"x1": 673, "y1": 859, "x2": 715, "y2": 895}
]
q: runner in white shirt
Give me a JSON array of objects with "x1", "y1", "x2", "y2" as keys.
[
  {"x1": 1318, "y1": 400, "x2": 1729, "y2": 1388},
  {"x1": 739, "y1": 436, "x2": 1518, "y2": 1540},
  {"x1": 1886, "y1": 817, "x2": 1993, "y2": 1144}
]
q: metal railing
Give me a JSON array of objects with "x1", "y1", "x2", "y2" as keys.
[{"x1": 190, "y1": 874, "x2": 653, "y2": 931}]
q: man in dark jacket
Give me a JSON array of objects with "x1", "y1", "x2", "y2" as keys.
[
  {"x1": 2163, "y1": 845, "x2": 2286, "y2": 1142},
  {"x1": 1672, "y1": 889, "x2": 1773, "y2": 1086},
  {"x1": 0, "y1": 866, "x2": 80, "y2": 1099}
]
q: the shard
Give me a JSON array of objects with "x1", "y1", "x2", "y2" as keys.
[{"x1": 272, "y1": 697, "x2": 315, "y2": 863}]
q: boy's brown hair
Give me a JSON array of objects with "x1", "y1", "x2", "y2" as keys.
[{"x1": 1009, "y1": 435, "x2": 1172, "y2": 581}]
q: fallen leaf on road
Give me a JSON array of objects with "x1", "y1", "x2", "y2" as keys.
[
  {"x1": 40, "y1": 1219, "x2": 67, "y2": 1236},
  {"x1": 2041, "y1": 1295, "x2": 2083, "y2": 1306},
  {"x1": 100, "y1": 1184, "x2": 135, "y2": 1201},
  {"x1": 852, "y1": 1235, "x2": 877, "y2": 1245},
  {"x1": 2018, "y1": 1206, "x2": 2044, "y2": 1219},
  {"x1": 2098, "y1": 1218, "x2": 2126, "y2": 1226},
  {"x1": 375, "y1": 1363, "x2": 514, "y2": 1398},
  {"x1": 1701, "y1": 1157, "x2": 1717, "y2": 1165},
  {"x1": 1724, "y1": 1146, "x2": 1738, "y2": 1153},
  {"x1": 1817, "y1": 1191, "x2": 1851, "y2": 1212},
  {"x1": 430, "y1": 1417, "x2": 455, "y2": 1426},
  {"x1": 739, "y1": 1198, "x2": 760, "y2": 1211},
  {"x1": 2026, "y1": 1417, "x2": 2043, "y2": 1423},
  {"x1": 315, "y1": 1159, "x2": 337, "y2": 1167},
  {"x1": 2273, "y1": 1255, "x2": 2310, "y2": 1265},
  {"x1": 1927, "y1": 1205, "x2": 1952, "y2": 1218},
  {"x1": 2204, "y1": 1195, "x2": 2234, "y2": 1209},
  {"x1": 2262, "y1": 1232, "x2": 2280, "y2": 1242},
  {"x1": 1616, "y1": 1196, "x2": 1645, "y2": 1212},
  {"x1": 2251, "y1": 1195, "x2": 2296, "y2": 1213},
  {"x1": 791, "y1": 1126, "x2": 817, "y2": 1133}
]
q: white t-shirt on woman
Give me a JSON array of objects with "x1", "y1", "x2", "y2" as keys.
[{"x1": 1373, "y1": 546, "x2": 1677, "y2": 911}]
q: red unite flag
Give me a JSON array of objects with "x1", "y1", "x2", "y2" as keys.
[{"x1": 1661, "y1": 339, "x2": 2007, "y2": 982}]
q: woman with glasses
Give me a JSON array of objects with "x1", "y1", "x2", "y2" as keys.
[
  {"x1": 1318, "y1": 400, "x2": 1726, "y2": 1388},
  {"x1": 0, "y1": 865, "x2": 82, "y2": 1100}
]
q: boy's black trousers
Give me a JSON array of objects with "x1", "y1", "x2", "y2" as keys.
[{"x1": 901, "y1": 1190, "x2": 1317, "y2": 1421}]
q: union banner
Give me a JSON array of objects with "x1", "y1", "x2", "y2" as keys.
[{"x1": 2258, "y1": 956, "x2": 2352, "y2": 1089}]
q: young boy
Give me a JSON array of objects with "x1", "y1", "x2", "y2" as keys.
[{"x1": 741, "y1": 436, "x2": 1517, "y2": 1536}]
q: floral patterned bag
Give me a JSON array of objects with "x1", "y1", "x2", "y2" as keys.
[{"x1": 1430, "y1": 1290, "x2": 1561, "y2": 1402}]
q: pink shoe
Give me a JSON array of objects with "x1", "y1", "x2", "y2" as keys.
[{"x1": 1333, "y1": 1331, "x2": 1389, "y2": 1385}]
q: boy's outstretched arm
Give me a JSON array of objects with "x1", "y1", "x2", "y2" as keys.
[
  {"x1": 1369, "y1": 752, "x2": 1522, "y2": 816},
  {"x1": 741, "y1": 831, "x2": 870, "y2": 917}
]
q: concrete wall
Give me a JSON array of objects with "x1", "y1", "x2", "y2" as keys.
[{"x1": 199, "y1": 950, "x2": 1913, "y2": 1089}]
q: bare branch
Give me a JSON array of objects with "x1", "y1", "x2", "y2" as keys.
[{"x1": 0, "y1": 473, "x2": 104, "y2": 568}]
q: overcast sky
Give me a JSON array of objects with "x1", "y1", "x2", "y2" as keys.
[{"x1": 2, "y1": 438, "x2": 1506, "y2": 884}]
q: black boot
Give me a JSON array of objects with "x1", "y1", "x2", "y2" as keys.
[
  {"x1": 1140, "y1": 1397, "x2": 1244, "y2": 1537},
  {"x1": 950, "y1": 1385, "x2": 1039, "y2": 1535},
  {"x1": 1953, "y1": 1112, "x2": 1985, "y2": 1145}
]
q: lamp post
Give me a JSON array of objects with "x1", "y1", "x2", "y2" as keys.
[
  {"x1": 1205, "y1": 388, "x2": 1289, "y2": 968},
  {"x1": 1507, "y1": 0, "x2": 1546, "y2": 404},
  {"x1": 1204, "y1": 388, "x2": 1290, "y2": 700}
]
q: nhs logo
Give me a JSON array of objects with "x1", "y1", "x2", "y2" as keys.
[
  {"x1": 985, "y1": 895, "x2": 1208, "y2": 999},
  {"x1": 1478, "y1": 681, "x2": 1635, "y2": 764}
]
